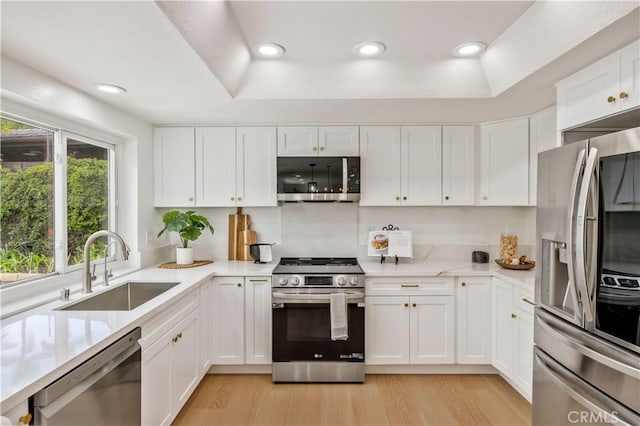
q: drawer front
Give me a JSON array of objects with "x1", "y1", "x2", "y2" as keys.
[
  {"x1": 514, "y1": 286, "x2": 536, "y2": 315},
  {"x1": 365, "y1": 277, "x2": 454, "y2": 296},
  {"x1": 141, "y1": 289, "x2": 198, "y2": 348}
]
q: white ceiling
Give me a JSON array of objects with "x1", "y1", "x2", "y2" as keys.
[{"x1": 1, "y1": 1, "x2": 639, "y2": 124}]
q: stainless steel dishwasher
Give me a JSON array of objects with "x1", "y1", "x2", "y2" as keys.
[{"x1": 31, "y1": 328, "x2": 141, "y2": 425}]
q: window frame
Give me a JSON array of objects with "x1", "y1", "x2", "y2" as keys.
[{"x1": 1, "y1": 114, "x2": 120, "y2": 288}]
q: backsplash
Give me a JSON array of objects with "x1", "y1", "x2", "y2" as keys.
[{"x1": 159, "y1": 204, "x2": 536, "y2": 263}]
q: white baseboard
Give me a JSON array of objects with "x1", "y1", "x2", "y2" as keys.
[
  {"x1": 208, "y1": 365, "x2": 272, "y2": 374},
  {"x1": 365, "y1": 364, "x2": 498, "y2": 374}
]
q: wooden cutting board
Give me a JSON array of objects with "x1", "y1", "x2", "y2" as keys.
[
  {"x1": 228, "y1": 207, "x2": 249, "y2": 260},
  {"x1": 237, "y1": 229, "x2": 257, "y2": 261}
]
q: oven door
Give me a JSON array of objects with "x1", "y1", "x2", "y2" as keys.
[
  {"x1": 583, "y1": 128, "x2": 640, "y2": 352},
  {"x1": 271, "y1": 289, "x2": 365, "y2": 362}
]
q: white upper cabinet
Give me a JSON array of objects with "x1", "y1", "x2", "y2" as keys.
[
  {"x1": 196, "y1": 127, "x2": 236, "y2": 207},
  {"x1": 277, "y1": 126, "x2": 318, "y2": 156},
  {"x1": 442, "y1": 126, "x2": 475, "y2": 205},
  {"x1": 360, "y1": 126, "x2": 402, "y2": 205},
  {"x1": 557, "y1": 39, "x2": 640, "y2": 130},
  {"x1": 154, "y1": 127, "x2": 196, "y2": 207},
  {"x1": 318, "y1": 126, "x2": 360, "y2": 156},
  {"x1": 478, "y1": 118, "x2": 529, "y2": 206},
  {"x1": 360, "y1": 126, "x2": 443, "y2": 206},
  {"x1": 278, "y1": 126, "x2": 359, "y2": 156},
  {"x1": 401, "y1": 126, "x2": 442, "y2": 205},
  {"x1": 155, "y1": 126, "x2": 276, "y2": 207},
  {"x1": 236, "y1": 127, "x2": 277, "y2": 207}
]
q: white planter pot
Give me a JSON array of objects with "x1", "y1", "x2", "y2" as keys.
[{"x1": 176, "y1": 247, "x2": 194, "y2": 265}]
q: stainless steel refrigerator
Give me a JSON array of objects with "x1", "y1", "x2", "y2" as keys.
[{"x1": 534, "y1": 127, "x2": 640, "y2": 425}]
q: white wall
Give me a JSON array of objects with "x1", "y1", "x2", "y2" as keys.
[{"x1": 172, "y1": 204, "x2": 536, "y2": 263}]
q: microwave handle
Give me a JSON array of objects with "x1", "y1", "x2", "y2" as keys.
[
  {"x1": 575, "y1": 147, "x2": 598, "y2": 323},
  {"x1": 342, "y1": 158, "x2": 348, "y2": 193}
]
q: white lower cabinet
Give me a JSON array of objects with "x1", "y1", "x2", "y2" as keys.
[
  {"x1": 365, "y1": 277, "x2": 455, "y2": 365},
  {"x1": 211, "y1": 276, "x2": 272, "y2": 365},
  {"x1": 456, "y1": 276, "x2": 492, "y2": 364},
  {"x1": 491, "y1": 277, "x2": 534, "y2": 400},
  {"x1": 141, "y1": 291, "x2": 200, "y2": 425}
]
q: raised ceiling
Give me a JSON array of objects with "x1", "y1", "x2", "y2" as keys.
[{"x1": 1, "y1": 1, "x2": 638, "y2": 124}]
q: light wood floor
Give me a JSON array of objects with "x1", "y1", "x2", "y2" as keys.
[{"x1": 173, "y1": 374, "x2": 531, "y2": 426}]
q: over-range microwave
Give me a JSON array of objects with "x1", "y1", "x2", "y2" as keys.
[{"x1": 277, "y1": 156, "x2": 360, "y2": 202}]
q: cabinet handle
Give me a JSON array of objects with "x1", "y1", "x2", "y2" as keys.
[
  {"x1": 522, "y1": 298, "x2": 536, "y2": 306},
  {"x1": 320, "y1": 146, "x2": 325, "y2": 151},
  {"x1": 404, "y1": 303, "x2": 409, "y2": 307},
  {"x1": 177, "y1": 332, "x2": 183, "y2": 339},
  {"x1": 511, "y1": 313, "x2": 517, "y2": 319},
  {"x1": 401, "y1": 284, "x2": 419, "y2": 288},
  {"x1": 403, "y1": 196, "x2": 407, "y2": 201},
  {"x1": 237, "y1": 283, "x2": 242, "y2": 287},
  {"x1": 412, "y1": 303, "x2": 417, "y2": 308},
  {"x1": 172, "y1": 336, "x2": 178, "y2": 343},
  {"x1": 313, "y1": 146, "x2": 318, "y2": 151},
  {"x1": 395, "y1": 196, "x2": 400, "y2": 201},
  {"x1": 607, "y1": 96, "x2": 616, "y2": 103},
  {"x1": 18, "y1": 414, "x2": 32, "y2": 425},
  {"x1": 445, "y1": 195, "x2": 449, "y2": 201},
  {"x1": 249, "y1": 279, "x2": 269, "y2": 282},
  {"x1": 619, "y1": 91, "x2": 629, "y2": 99},
  {"x1": 461, "y1": 282, "x2": 466, "y2": 287}
]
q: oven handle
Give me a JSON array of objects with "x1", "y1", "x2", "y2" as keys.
[{"x1": 272, "y1": 292, "x2": 364, "y2": 304}]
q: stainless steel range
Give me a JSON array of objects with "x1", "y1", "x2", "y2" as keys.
[{"x1": 271, "y1": 257, "x2": 365, "y2": 383}]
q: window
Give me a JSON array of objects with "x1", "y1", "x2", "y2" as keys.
[{"x1": 0, "y1": 116, "x2": 116, "y2": 286}]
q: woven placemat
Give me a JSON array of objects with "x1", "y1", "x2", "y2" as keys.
[{"x1": 158, "y1": 260, "x2": 213, "y2": 269}]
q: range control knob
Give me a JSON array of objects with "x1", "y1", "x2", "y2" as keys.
[
  {"x1": 290, "y1": 275, "x2": 301, "y2": 286},
  {"x1": 349, "y1": 276, "x2": 360, "y2": 286},
  {"x1": 336, "y1": 276, "x2": 347, "y2": 286},
  {"x1": 278, "y1": 277, "x2": 288, "y2": 286}
]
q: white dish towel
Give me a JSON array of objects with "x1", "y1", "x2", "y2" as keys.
[{"x1": 330, "y1": 293, "x2": 348, "y2": 340}]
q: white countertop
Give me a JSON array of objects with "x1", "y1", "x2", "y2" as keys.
[{"x1": 0, "y1": 258, "x2": 532, "y2": 409}]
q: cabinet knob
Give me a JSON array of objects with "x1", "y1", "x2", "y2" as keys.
[
  {"x1": 404, "y1": 303, "x2": 409, "y2": 307},
  {"x1": 18, "y1": 414, "x2": 32, "y2": 425},
  {"x1": 313, "y1": 146, "x2": 318, "y2": 151},
  {"x1": 403, "y1": 196, "x2": 407, "y2": 201},
  {"x1": 619, "y1": 91, "x2": 629, "y2": 99},
  {"x1": 482, "y1": 196, "x2": 488, "y2": 201},
  {"x1": 230, "y1": 197, "x2": 235, "y2": 201},
  {"x1": 396, "y1": 196, "x2": 400, "y2": 201},
  {"x1": 320, "y1": 146, "x2": 325, "y2": 151},
  {"x1": 607, "y1": 96, "x2": 616, "y2": 103},
  {"x1": 188, "y1": 197, "x2": 194, "y2": 202},
  {"x1": 412, "y1": 303, "x2": 416, "y2": 308},
  {"x1": 237, "y1": 283, "x2": 242, "y2": 287},
  {"x1": 444, "y1": 196, "x2": 449, "y2": 201},
  {"x1": 237, "y1": 197, "x2": 242, "y2": 201},
  {"x1": 461, "y1": 282, "x2": 466, "y2": 287},
  {"x1": 177, "y1": 332, "x2": 183, "y2": 339},
  {"x1": 172, "y1": 336, "x2": 178, "y2": 343},
  {"x1": 511, "y1": 313, "x2": 517, "y2": 319}
]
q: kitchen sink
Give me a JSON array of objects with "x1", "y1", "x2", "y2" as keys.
[{"x1": 59, "y1": 281, "x2": 180, "y2": 311}]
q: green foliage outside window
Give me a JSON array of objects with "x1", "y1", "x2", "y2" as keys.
[{"x1": 0, "y1": 158, "x2": 108, "y2": 274}]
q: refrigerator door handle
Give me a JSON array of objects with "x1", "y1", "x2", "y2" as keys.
[
  {"x1": 536, "y1": 311, "x2": 640, "y2": 378},
  {"x1": 575, "y1": 147, "x2": 598, "y2": 323},
  {"x1": 566, "y1": 148, "x2": 586, "y2": 320},
  {"x1": 535, "y1": 349, "x2": 636, "y2": 426}
]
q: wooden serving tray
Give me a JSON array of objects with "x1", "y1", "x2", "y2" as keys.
[
  {"x1": 159, "y1": 260, "x2": 213, "y2": 269},
  {"x1": 495, "y1": 259, "x2": 535, "y2": 270}
]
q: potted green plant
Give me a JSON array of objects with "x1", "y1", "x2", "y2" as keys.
[{"x1": 157, "y1": 210, "x2": 214, "y2": 264}]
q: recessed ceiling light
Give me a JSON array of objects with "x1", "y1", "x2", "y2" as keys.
[
  {"x1": 95, "y1": 83, "x2": 127, "y2": 94},
  {"x1": 254, "y1": 43, "x2": 285, "y2": 58},
  {"x1": 353, "y1": 42, "x2": 386, "y2": 57},
  {"x1": 452, "y1": 42, "x2": 487, "y2": 57}
]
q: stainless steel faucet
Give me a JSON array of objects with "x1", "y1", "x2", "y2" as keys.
[{"x1": 83, "y1": 230, "x2": 129, "y2": 293}]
